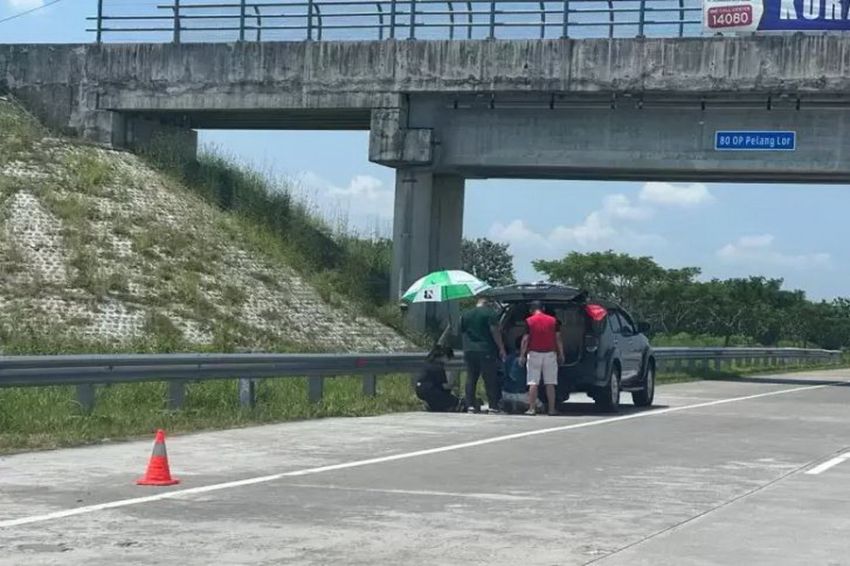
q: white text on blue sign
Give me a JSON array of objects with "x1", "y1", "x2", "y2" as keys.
[{"x1": 715, "y1": 131, "x2": 796, "y2": 151}]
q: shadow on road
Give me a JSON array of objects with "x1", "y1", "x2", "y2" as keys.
[
  {"x1": 545, "y1": 402, "x2": 670, "y2": 417},
  {"x1": 703, "y1": 376, "x2": 850, "y2": 387}
]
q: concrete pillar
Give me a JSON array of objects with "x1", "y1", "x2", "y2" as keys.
[
  {"x1": 124, "y1": 116, "x2": 198, "y2": 156},
  {"x1": 392, "y1": 169, "x2": 465, "y2": 333},
  {"x1": 83, "y1": 110, "x2": 198, "y2": 157}
]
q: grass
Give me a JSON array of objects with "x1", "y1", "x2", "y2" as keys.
[
  {"x1": 63, "y1": 150, "x2": 116, "y2": 196},
  {"x1": 0, "y1": 375, "x2": 420, "y2": 454},
  {"x1": 0, "y1": 97, "x2": 44, "y2": 162},
  {"x1": 139, "y1": 135, "x2": 408, "y2": 338},
  {"x1": 0, "y1": 349, "x2": 844, "y2": 454}
]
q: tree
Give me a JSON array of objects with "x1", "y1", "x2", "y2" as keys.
[
  {"x1": 533, "y1": 250, "x2": 700, "y2": 322},
  {"x1": 532, "y1": 250, "x2": 850, "y2": 348},
  {"x1": 462, "y1": 238, "x2": 516, "y2": 287}
]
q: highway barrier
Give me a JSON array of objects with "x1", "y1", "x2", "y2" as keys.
[{"x1": 0, "y1": 347, "x2": 841, "y2": 412}]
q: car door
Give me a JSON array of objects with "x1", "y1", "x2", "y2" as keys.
[
  {"x1": 614, "y1": 311, "x2": 642, "y2": 383},
  {"x1": 606, "y1": 312, "x2": 627, "y2": 377}
]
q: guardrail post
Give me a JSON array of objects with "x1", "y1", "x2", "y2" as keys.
[
  {"x1": 363, "y1": 374, "x2": 378, "y2": 396},
  {"x1": 307, "y1": 0, "x2": 314, "y2": 40},
  {"x1": 239, "y1": 378, "x2": 257, "y2": 409},
  {"x1": 561, "y1": 0, "x2": 569, "y2": 37},
  {"x1": 409, "y1": 0, "x2": 417, "y2": 39},
  {"x1": 173, "y1": 0, "x2": 182, "y2": 43},
  {"x1": 489, "y1": 0, "x2": 496, "y2": 39},
  {"x1": 96, "y1": 0, "x2": 104, "y2": 43},
  {"x1": 239, "y1": 0, "x2": 247, "y2": 41},
  {"x1": 254, "y1": 5, "x2": 263, "y2": 41},
  {"x1": 76, "y1": 384, "x2": 96, "y2": 414},
  {"x1": 168, "y1": 381, "x2": 186, "y2": 410},
  {"x1": 637, "y1": 0, "x2": 646, "y2": 37},
  {"x1": 390, "y1": 0, "x2": 397, "y2": 38},
  {"x1": 308, "y1": 376, "x2": 324, "y2": 403}
]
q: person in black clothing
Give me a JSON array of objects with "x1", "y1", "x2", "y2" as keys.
[{"x1": 415, "y1": 345, "x2": 465, "y2": 412}]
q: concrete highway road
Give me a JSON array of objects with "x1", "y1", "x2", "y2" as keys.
[{"x1": 2, "y1": 369, "x2": 850, "y2": 565}]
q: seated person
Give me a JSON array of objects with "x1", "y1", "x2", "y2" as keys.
[
  {"x1": 501, "y1": 338, "x2": 543, "y2": 414},
  {"x1": 415, "y1": 345, "x2": 465, "y2": 412}
]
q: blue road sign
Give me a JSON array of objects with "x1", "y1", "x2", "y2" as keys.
[{"x1": 715, "y1": 131, "x2": 796, "y2": 151}]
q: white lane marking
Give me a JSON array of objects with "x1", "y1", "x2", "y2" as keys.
[
  {"x1": 0, "y1": 380, "x2": 843, "y2": 529},
  {"x1": 281, "y1": 483, "x2": 543, "y2": 501},
  {"x1": 805, "y1": 452, "x2": 850, "y2": 475}
]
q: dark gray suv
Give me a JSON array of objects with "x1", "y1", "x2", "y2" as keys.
[{"x1": 485, "y1": 283, "x2": 656, "y2": 412}]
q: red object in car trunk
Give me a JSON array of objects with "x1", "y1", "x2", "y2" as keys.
[{"x1": 585, "y1": 304, "x2": 608, "y2": 322}]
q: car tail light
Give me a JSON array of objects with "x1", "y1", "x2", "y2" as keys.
[
  {"x1": 584, "y1": 334, "x2": 599, "y2": 353},
  {"x1": 585, "y1": 304, "x2": 607, "y2": 322}
]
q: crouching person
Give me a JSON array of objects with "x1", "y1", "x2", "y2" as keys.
[{"x1": 415, "y1": 345, "x2": 465, "y2": 412}]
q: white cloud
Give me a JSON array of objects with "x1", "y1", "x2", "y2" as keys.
[
  {"x1": 297, "y1": 172, "x2": 393, "y2": 235},
  {"x1": 601, "y1": 194, "x2": 654, "y2": 221},
  {"x1": 737, "y1": 234, "x2": 775, "y2": 248},
  {"x1": 488, "y1": 193, "x2": 664, "y2": 256},
  {"x1": 6, "y1": 0, "x2": 43, "y2": 9},
  {"x1": 717, "y1": 234, "x2": 831, "y2": 269},
  {"x1": 639, "y1": 182, "x2": 714, "y2": 208}
]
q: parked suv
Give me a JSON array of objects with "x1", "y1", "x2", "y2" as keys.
[{"x1": 484, "y1": 283, "x2": 655, "y2": 412}]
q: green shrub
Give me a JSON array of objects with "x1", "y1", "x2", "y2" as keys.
[
  {"x1": 64, "y1": 150, "x2": 115, "y2": 195},
  {"x1": 0, "y1": 98, "x2": 44, "y2": 161}
]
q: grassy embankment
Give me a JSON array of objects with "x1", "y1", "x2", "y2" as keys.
[{"x1": 0, "y1": 98, "x2": 421, "y2": 453}]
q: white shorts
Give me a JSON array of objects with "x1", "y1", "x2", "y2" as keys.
[{"x1": 527, "y1": 351, "x2": 558, "y2": 386}]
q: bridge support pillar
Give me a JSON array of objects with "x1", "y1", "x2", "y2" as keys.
[{"x1": 391, "y1": 169, "x2": 464, "y2": 335}]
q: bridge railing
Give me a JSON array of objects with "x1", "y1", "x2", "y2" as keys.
[
  {"x1": 88, "y1": 0, "x2": 703, "y2": 43},
  {"x1": 0, "y1": 347, "x2": 841, "y2": 412}
]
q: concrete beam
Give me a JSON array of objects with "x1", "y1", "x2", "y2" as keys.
[
  {"x1": 410, "y1": 99, "x2": 850, "y2": 182},
  {"x1": 369, "y1": 108, "x2": 433, "y2": 166},
  {"x1": 7, "y1": 35, "x2": 850, "y2": 139}
]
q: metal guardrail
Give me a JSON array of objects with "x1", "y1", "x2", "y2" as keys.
[
  {"x1": 88, "y1": 0, "x2": 703, "y2": 43},
  {"x1": 0, "y1": 347, "x2": 841, "y2": 412}
]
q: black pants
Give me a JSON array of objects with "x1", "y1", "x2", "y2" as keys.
[
  {"x1": 416, "y1": 383, "x2": 462, "y2": 412},
  {"x1": 464, "y1": 351, "x2": 501, "y2": 410}
]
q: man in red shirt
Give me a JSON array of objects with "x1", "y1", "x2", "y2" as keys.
[{"x1": 520, "y1": 301, "x2": 565, "y2": 416}]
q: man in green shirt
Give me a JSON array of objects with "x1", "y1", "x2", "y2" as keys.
[{"x1": 460, "y1": 297, "x2": 507, "y2": 413}]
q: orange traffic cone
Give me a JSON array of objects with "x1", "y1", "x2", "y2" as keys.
[{"x1": 137, "y1": 429, "x2": 180, "y2": 486}]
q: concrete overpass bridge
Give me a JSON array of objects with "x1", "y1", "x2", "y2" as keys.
[{"x1": 3, "y1": 6, "x2": 850, "y2": 321}]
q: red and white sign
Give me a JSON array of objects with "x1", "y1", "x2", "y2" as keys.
[{"x1": 703, "y1": 0, "x2": 762, "y2": 33}]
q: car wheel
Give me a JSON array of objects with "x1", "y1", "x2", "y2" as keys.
[
  {"x1": 632, "y1": 359, "x2": 655, "y2": 408},
  {"x1": 595, "y1": 363, "x2": 621, "y2": 413}
]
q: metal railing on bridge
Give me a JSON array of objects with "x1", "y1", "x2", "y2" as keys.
[
  {"x1": 0, "y1": 347, "x2": 841, "y2": 412},
  {"x1": 89, "y1": 0, "x2": 703, "y2": 43}
]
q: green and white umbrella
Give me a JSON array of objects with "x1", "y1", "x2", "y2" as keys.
[{"x1": 401, "y1": 270, "x2": 491, "y2": 303}]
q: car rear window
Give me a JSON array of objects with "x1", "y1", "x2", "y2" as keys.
[
  {"x1": 617, "y1": 312, "x2": 635, "y2": 335},
  {"x1": 609, "y1": 313, "x2": 623, "y2": 334}
]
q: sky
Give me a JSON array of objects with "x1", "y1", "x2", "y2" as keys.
[{"x1": 2, "y1": 0, "x2": 847, "y2": 300}]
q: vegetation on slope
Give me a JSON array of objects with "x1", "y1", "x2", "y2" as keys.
[{"x1": 0, "y1": 96, "x2": 411, "y2": 355}]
